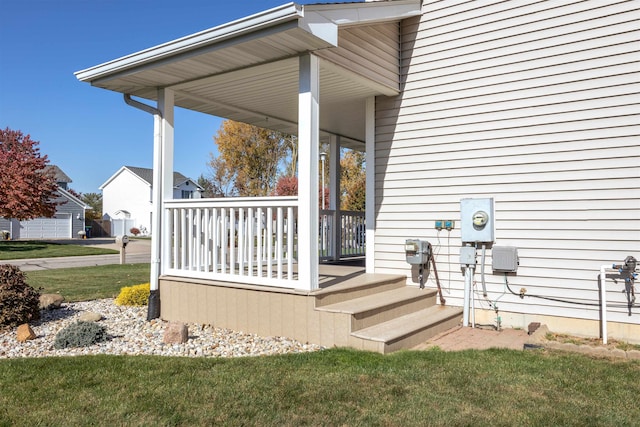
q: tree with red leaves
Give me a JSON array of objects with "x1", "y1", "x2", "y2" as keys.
[
  {"x1": 273, "y1": 175, "x2": 298, "y2": 196},
  {"x1": 0, "y1": 128, "x2": 58, "y2": 220}
]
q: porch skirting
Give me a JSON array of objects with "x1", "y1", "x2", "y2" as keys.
[{"x1": 159, "y1": 275, "x2": 349, "y2": 349}]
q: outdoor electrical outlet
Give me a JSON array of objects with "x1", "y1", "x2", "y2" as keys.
[
  {"x1": 445, "y1": 220, "x2": 455, "y2": 231},
  {"x1": 435, "y1": 220, "x2": 443, "y2": 230}
]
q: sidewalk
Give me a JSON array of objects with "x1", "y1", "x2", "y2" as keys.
[
  {"x1": 4, "y1": 239, "x2": 151, "y2": 271},
  {"x1": 414, "y1": 325, "x2": 535, "y2": 351}
]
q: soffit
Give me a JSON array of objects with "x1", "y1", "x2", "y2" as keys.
[{"x1": 76, "y1": 1, "x2": 422, "y2": 149}]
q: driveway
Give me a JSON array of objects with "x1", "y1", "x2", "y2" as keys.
[{"x1": 6, "y1": 238, "x2": 152, "y2": 271}]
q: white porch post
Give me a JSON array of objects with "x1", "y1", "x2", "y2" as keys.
[
  {"x1": 298, "y1": 54, "x2": 320, "y2": 290},
  {"x1": 329, "y1": 134, "x2": 341, "y2": 261},
  {"x1": 365, "y1": 96, "x2": 376, "y2": 273},
  {"x1": 149, "y1": 88, "x2": 174, "y2": 319}
]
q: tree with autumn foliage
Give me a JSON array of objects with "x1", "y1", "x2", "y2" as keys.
[
  {"x1": 0, "y1": 128, "x2": 58, "y2": 220},
  {"x1": 273, "y1": 175, "x2": 298, "y2": 196},
  {"x1": 206, "y1": 120, "x2": 295, "y2": 197},
  {"x1": 340, "y1": 149, "x2": 366, "y2": 211}
]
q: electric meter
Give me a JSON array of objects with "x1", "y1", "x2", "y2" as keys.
[
  {"x1": 460, "y1": 198, "x2": 495, "y2": 243},
  {"x1": 472, "y1": 211, "x2": 489, "y2": 229}
]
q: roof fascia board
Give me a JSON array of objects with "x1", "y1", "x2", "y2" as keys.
[
  {"x1": 99, "y1": 166, "x2": 151, "y2": 190},
  {"x1": 305, "y1": 0, "x2": 422, "y2": 26},
  {"x1": 75, "y1": 3, "x2": 304, "y2": 83}
]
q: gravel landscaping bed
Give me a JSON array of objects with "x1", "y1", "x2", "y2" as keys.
[{"x1": 0, "y1": 299, "x2": 323, "y2": 358}]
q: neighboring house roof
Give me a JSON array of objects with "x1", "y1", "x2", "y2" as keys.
[
  {"x1": 99, "y1": 166, "x2": 203, "y2": 190},
  {"x1": 44, "y1": 165, "x2": 72, "y2": 184},
  {"x1": 58, "y1": 187, "x2": 90, "y2": 209}
]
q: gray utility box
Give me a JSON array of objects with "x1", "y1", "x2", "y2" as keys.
[
  {"x1": 460, "y1": 198, "x2": 495, "y2": 244},
  {"x1": 492, "y1": 246, "x2": 519, "y2": 272},
  {"x1": 405, "y1": 239, "x2": 430, "y2": 265}
]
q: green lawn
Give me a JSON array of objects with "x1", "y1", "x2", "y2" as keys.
[
  {"x1": 0, "y1": 348, "x2": 638, "y2": 426},
  {"x1": 26, "y1": 264, "x2": 151, "y2": 301},
  {"x1": 0, "y1": 240, "x2": 117, "y2": 260}
]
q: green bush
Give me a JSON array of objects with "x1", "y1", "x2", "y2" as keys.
[
  {"x1": 115, "y1": 282, "x2": 150, "y2": 306},
  {"x1": 0, "y1": 264, "x2": 40, "y2": 329},
  {"x1": 53, "y1": 321, "x2": 108, "y2": 349}
]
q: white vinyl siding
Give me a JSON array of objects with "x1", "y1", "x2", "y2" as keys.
[
  {"x1": 315, "y1": 22, "x2": 400, "y2": 93},
  {"x1": 374, "y1": 1, "x2": 640, "y2": 325}
]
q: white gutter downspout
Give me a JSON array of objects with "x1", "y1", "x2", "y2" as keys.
[{"x1": 124, "y1": 94, "x2": 162, "y2": 320}]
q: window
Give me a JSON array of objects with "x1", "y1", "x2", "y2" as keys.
[{"x1": 181, "y1": 190, "x2": 193, "y2": 199}]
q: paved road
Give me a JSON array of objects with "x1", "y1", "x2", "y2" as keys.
[{"x1": 4, "y1": 239, "x2": 152, "y2": 271}]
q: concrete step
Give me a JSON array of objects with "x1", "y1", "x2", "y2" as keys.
[
  {"x1": 352, "y1": 305, "x2": 463, "y2": 354},
  {"x1": 313, "y1": 273, "x2": 406, "y2": 307},
  {"x1": 317, "y1": 286, "x2": 438, "y2": 331}
]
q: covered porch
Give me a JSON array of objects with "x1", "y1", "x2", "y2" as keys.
[
  {"x1": 76, "y1": 1, "x2": 422, "y2": 293},
  {"x1": 74, "y1": 1, "x2": 462, "y2": 352}
]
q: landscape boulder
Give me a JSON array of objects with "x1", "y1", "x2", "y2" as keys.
[
  {"x1": 16, "y1": 324, "x2": 36, "y2": 342},
  {"x1": 163, "y1": 322, "x2": 188, "y2": 344},
  {"x1": 39, "y1": 294, "x2": 64, "y2": 310},
  {"x1": 78, "y1": 312, "x2": 102, "y2": 322}
]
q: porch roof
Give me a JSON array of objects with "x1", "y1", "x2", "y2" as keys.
[{"x1": 75, "y1": 1, "x2": 421, "y2": 149}]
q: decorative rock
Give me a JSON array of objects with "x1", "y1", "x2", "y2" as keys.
[
  {"x1": 39, "y1": 294, "x2": 64, "y2": 310},
  {"x1": 78, "y1": 312, "x2": 102, "y2": 322},
  {"x1": 163, "y1": 322, "x2": 188, "y2": 344},
  {"x1": 16, "y1": 324, "x2": 36, "y2": 342}
]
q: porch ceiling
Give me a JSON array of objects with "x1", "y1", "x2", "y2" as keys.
[{"x1": 75, "y1": 1, "x2": 422, "y2": 149}]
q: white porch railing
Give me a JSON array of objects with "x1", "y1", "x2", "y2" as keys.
[
  {"x1": 319, "y1": 210, "x2": 365, "y2": 261},
  {"x1": 163, "y1": 197, "x2": 298, "y2": 289}
]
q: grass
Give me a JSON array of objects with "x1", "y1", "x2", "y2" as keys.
[
  {"x1": 0, "y1": 348, "x2": 638, "y2": 426},
  {"x1": 26, "y1": 263, "x2": 151, "y2": 301},
  {"x1": 0, "y1": 240, "x2": 117, "y2": 260}
]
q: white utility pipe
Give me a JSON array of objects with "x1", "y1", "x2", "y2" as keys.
[
  {"x1": 463, "y1": 265, "x2": 474, "y2": 327},
  {"x1": 600, "y1": 265, "x2": 608, "y2": 345}
]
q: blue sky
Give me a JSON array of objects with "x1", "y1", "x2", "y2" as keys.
[{"x1": 0, "y1": 0, "x2": 353, "y2": 194}]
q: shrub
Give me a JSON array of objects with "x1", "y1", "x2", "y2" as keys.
[
  {"x1": 0, "y1": 264, "x2": 40, "y2": 329},
  {"x1": 129, "y1": 227, "x2": 140, "y2": 236},
  {"x1": 115, "y1": 283, "x2": 150, "y2": 306},
  {"x1": 54, "y1": 321, "x2": 108, "y2": 349}
]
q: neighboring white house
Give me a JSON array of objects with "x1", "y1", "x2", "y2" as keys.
[
  {"x1": 0, "y1": 165, "x2": 88, "y2": 239},
  {"x1": 100, "y1": 166, "x2": 202, "y2": 235},
  {"x1": 76, "y1": 1, "x2": 639, "y2": 350}
]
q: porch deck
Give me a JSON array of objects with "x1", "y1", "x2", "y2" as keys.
[{"x1": 159, "y1": 260, "x2": 462, "y2": 353}]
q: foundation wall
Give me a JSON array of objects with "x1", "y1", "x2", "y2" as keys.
[{"x1": 474, "y1": 309, "x2": 640, "y2": 344}]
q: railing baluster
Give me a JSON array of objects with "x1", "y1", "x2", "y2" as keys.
[
  {"x1": 247, "y1": 207, "x2": 254, "y2": 277},
  {"x1": 277, "y1": 206, "x2": 283, "y2": 279},
  {"x1": 221, "y1": 208, "x2": 227, "y2": 274},
  {"x1": 238, "y1": 207, "x2": 245, "y2": 276},
  {"x1": 287, "y1": 206, "x2": 294, "y2": 280},
  {"x1": 257, "y1": 207, "x2": 263, "y2": 278},
  {"x1": 267, "y1": 206, "x2": 273, "y2": 278}
]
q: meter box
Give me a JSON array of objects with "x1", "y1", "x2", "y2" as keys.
[
  {"x1": 405, "y1": 239, "x2": 430, "y2": 265},
  {"x1": 492, "y1": 246, "x2": 519, "y2": 272},
  {"x1": 460, "y1": 198, "x2": 495, "y2": 244}
]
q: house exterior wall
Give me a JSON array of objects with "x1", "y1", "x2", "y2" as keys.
[
  {"x1": 374, "y1": 1, "x2": 640, "y2": 338},
  {"x1": 53, "y1": 192, "x2": 85, "y2": 237},
  {"x1": 172, "y1": 181, "x2": 202, "y2": 199},
  {"x1": 0, "y1": 191, "x2": 85, "y2": 239},
  {"x1": 102, "y1": 171, "x2": 152, "y2": 234}
]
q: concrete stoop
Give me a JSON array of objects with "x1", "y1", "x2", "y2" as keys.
[{"x1": 314, "y1": 275, "x2": 463, "y2": 354}]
